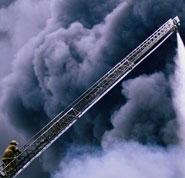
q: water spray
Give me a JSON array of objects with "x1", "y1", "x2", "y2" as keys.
[{"x1": 172, "y1": 32, "x2": 185, "y2": 149}]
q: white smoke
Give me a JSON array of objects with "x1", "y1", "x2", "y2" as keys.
[
  {"x1": 52, "y1": 142, "x2": 185, "y2": 178},
  {"x1": 171, "y1": 33, "x2": 185, "y2": 149},
  {"x1": 0, "y1": 0, "x2": 50, "y2": 78},
  {"x1": 0, "y1": 0, "x2": 51, "y2": 137}
]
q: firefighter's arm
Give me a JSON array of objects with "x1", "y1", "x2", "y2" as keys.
[{"x1": 15, "y1": 147, "x2": 21, "y2": 154}]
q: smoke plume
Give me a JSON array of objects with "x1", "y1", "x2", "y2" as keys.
[
  {"x1": 52, "y1": 143, "x2": 185, "y2": 178},
  {"x1": 102, "y1": 73, "x2": 177, "y2": 147}
]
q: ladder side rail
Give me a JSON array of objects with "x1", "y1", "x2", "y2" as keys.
[{"x1": 15, "y1": 18, "x2": 173, "y2": 155}]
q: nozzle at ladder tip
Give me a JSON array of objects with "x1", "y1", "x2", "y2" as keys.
[
  {"x1": 173, "y1": 16, "x2": 180, "y2": 26},
  {"x1": 170, "y1": 16, "x2": 180, "y2": 32}
]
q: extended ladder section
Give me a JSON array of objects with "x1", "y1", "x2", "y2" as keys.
[{"x1": 0, "y1": 16, "x2": 180, "y2": 178}]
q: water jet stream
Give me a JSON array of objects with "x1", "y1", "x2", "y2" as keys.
[{"x1": 172, "y1": 32, "x2": 185, "y2": 149}]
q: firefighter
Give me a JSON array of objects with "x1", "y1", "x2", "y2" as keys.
[{"x1": 2, "y1": 140, "x2": 21, "y2": 173}]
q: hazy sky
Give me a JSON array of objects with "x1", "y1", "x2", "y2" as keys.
[{"x1": 0, "y1": 0, "x2": 185, "y2": 178}]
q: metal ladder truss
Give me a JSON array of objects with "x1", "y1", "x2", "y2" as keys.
[{"x1": 0, "y1": 16, "x2": 180, "y2": 178}]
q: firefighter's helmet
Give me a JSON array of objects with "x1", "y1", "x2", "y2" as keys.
[{"x1": 10, "y1": 140, "x2": 18, "y2": 145}]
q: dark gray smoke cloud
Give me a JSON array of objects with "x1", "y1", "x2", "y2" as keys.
[
  {"x1": 0, "y1": 0, "x2": 15, "y2": 8},
  {"x1": 51, "y1": 0, "x2": 121, "y2": 28},
  {"x1": 0, "y1": 0, "x2": 185, "y2": 177},
  {"x1": 102, "y1": 73, "x2": 178, "y2": 147}
]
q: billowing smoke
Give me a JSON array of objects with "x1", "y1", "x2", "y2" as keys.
[
  {"x1": 0, "y1": 0, "x2": 52, "y2": 177},
  {"x1": 0, "y1": 0, "x2": 185, "y2": 178},
  {"x1": 102, "y1": 73, "x2": 177, "y2": 147},
  {"x1": 52, "y1": 143, "x2": 185, "y2": 178}
]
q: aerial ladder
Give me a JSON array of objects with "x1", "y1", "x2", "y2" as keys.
[{"x1": 0, "y1": 16, "x2": 180, "y2": 178}]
